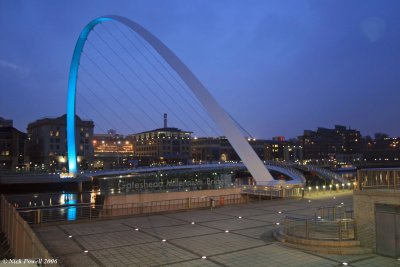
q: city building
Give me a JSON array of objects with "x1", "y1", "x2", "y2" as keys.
[
  {"x1": 299, "y1": 125, "x2": 362, "y2": 164},
  {"x1": 93, "y1": 129, "x2": 134, "y2": 169},
  {"x1": 362, "y1": 137, "x2": 400, "y2": 164},
  {"x1": 0, "y1": 117, "x2": 26, "y2": 172},
  {"x1": 130, "y1": 114, "x2": 192, "y2": 164},
  {"x1": 192, "y1": 137, "x2": 272, "y2": 163},
  {"x1": 26, "y1": 114, "x2": 94, "y2": 171},
  {"x1": 264, "y1": 137, "x2": 303, "y2": 162}
]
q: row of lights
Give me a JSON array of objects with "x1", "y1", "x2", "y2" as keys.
[{"x1": 303, "y1": 182, "x2": 356, "y2": 191}]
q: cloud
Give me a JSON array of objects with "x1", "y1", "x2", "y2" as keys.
[
  {"x1": 0, "y1": 58, "x2": 30, "y2": 76},
  {"x1": 361, "y1": 17, "x2": 386, "y2": 42},
  {"x1": 0, "y1": 58, "x2": 19, "y2": 70}
]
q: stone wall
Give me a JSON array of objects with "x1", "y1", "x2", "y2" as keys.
[
  {"x1": 353, "y1": 190, "x2": 400, "y2": 251},
  {"x1": 103, "y1": 187, "x2": 242, "y2": 206}
]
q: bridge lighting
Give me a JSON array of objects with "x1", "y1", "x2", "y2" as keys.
[
  {"x1": 322, "y1": 185, "x2": 326, "y2": 190},
  {"x1": 308, "y1": 186, "x2": 312, "y2": 191},
  {"x1": 315, "y1": 186, "x2": 319, "y2": 190}
]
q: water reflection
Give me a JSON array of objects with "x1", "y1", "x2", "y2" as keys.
[{"x1": 60, "y1": 193, "x2": 77, "y2": 221}]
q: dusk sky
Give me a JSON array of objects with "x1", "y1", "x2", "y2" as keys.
[{"x1": 1, "y1": 0, "x2": 400, "y2": 139}]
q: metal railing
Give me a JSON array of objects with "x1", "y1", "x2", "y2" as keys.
[
  {"x1": 264, "y1": 160, "x2": 345, "y2": 183},
  {"x1": 241, "y1": 187, "x2": 302, "y2": 198},
  {"x1": 16, "y1": 193, "x2": 246, "y2": 225},
  {"x1": 357, "y1": 169, "x2": 400, "y2": 190},
  {"x1": 284, "y1": 216, "x2": 356, "y2": 241},
  {"x1": 0, "y1": 195, "x2": 55, "y2": 262},
  {"x1": 315, "y1": 205, "x2": 353, "y2": 221}
]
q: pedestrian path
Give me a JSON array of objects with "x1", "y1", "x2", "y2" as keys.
[{"x1": 33, "y1": 192, "x2": 399, "y2": 266}]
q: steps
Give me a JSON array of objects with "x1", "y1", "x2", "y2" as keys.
[{"x1": 273, "y1": 228, "x2": 372, "y2": 255}]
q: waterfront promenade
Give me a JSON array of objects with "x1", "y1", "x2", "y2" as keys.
[{"x1": 31, "y1": 192, "x2": 398, "y2": 267}]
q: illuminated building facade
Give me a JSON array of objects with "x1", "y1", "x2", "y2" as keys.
[
  {"x1": 299, "y1": 125, "x2": 362, "y2": 164},
  {"x1": 192, "y1": 137, "x2": 272, "y2": 162},
  {"x1": 130, "y1": 127, "x2": 192, "y2": 164},
  {"x1": 92, "y1": 130, "x2": 134, "y2": 169},
  {"x1": 26, "y1": 114, "x2": 94, "y2": 171},
  {"x1": 0, "y1": 117, "x2": 26, "y2": 172}
]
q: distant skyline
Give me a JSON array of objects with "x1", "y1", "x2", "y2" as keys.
[{"x1": 1, "y1": 0, "x2": 400, "y2": 138}]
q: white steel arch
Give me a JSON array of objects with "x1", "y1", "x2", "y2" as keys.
[{"x1": 67, "y1": 15, "x2": 273, "y2": 184}]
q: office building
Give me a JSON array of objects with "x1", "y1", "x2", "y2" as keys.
[
  {"x1": 26, "y1": 114, "x2": 94, "y2": 171},
  {"x1": 0, "y1": 117, "x2": 26, "y2": 172}
]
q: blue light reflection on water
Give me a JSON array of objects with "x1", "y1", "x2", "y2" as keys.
[{"x1": 63, "y1": 193, "x2": 77, "y2": 221}]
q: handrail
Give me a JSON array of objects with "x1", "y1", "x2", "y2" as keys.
[
  {"x1": 0, "y1": 195, "x2": 56, "y2": 262},
  {"x1": 15, "y1": 193, "x2": 246, "y2": 225}
]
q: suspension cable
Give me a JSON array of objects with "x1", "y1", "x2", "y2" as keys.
[
  {"x1": 106, "y1": 23, "x2": 219, "y2": 136},
  {"x1": 92, "y1": 27, "x2": 210, "y2": 136}
]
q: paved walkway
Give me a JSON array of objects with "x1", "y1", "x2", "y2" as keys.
[{"x1": 33, "y1": 192, "x2": 399, "y2": 266}]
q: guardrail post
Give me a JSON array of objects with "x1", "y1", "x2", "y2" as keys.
[
  {"x1": 19, "y1": 218, "x2": 24, "y2": 258},
  {"x1": 31, "y1": 229, "x2": 35, "y2": 257},
  {"x1": 34, "y1": 209, "x2": 41, "y2": 224},
  {"x1": 306, "y1": 219, "x2": 310, "y2": 239}
]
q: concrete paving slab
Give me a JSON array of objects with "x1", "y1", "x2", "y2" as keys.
[
  {"x1": 165, "y1": 209, "x2": 232, "y2": 222},
  {"x1": 232, "y1": 225, "x2": 275, "y2": 239},
  {"x1": 141, "y1": 223, "x2": 220, "y2": 240},
  {"x1": 163, "y1": 258, "x2": 221, "y2": 267},
  {"x1": 210, "y1": 244, "x2": 337, "y2": 267},
  {"x1": 199, "y1": 217, "x2": 268, "y2": 231},
  {"x1": 169, "y1": 232, "x2": 265, "y2": 256},
  {"x1": 120, "y1": 215, "x2": 185, "y2": 229},
  {"x1": 74, "y1": 229, "x2": 159, "y2": 250},
  {"x1": 89, "y1": 242, "x2": 197, "y2": 267},
  {"x1": 59, "y1": 220, "x2": 132, "y2": 236}
]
